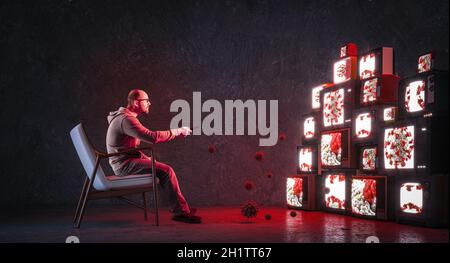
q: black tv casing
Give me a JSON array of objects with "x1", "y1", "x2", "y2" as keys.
[
  {"x1": 350, "y1": 174, "x2": 394, "y2": 221},
  {"x1": 320, "y1": 81, "x2": 358, "y2": 131},
  {"x1": 378, "y1": 116, "x2": 449, "y2": 176},
  {"x1": 320, "y1": 128, "x2": 357, "y2": 171},
  {"x1": 359, "y1": 47, "x2": 395, "y2": 80},
  {"x1": 319, "y1": 170, "x2": 356, "y2": 215},
  {"x1": 417, "y1": 50, "x2": 449, "y2": 73},
  {"x1": 395, "y1": 174, "x2": 449, "y2": 228},
  {"x1": 398, "y1": 71, "x2": 449, "y2": 119},
  {"x1": 286, "y1": 174, "x2": 319, "y2": 211}
]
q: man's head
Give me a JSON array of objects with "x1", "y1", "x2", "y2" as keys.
[{"x1": 127, "y1": 89, "x2": 151, "y2": 115}]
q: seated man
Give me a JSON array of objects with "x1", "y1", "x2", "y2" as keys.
[{"x1": 106, "y1": 89, "x2": 201, "y2": 224}]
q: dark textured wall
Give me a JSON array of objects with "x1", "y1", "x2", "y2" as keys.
[{"x1": 0, "y1": 0, "x2": 448, "y2": 208}]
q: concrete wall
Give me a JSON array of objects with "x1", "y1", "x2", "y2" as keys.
[{"x1": 0, "y1": 0, "x2": 448, "y2": 207}]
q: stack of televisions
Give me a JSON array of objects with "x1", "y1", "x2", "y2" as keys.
[{"x1": 287, "y1": 43, "x2": 449, "y2": 227}]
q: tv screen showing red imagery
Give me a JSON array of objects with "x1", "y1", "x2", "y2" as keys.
[
  {"x1": 351, "y1": 178, "x2": 376, "y2": 216},
  {"x1": 287, "y1": 177, "x2": 303, "y2": 208},
  {"x1": 383, "y1": 126, "x2": 415, "y2": 169},
  {"x1": 400, "y1": 183, "x2": 423, "y2": 214},
  {"x1": 323, "y1": 88, "x2": 345, "y2": 127},
  {"x1": 324, "y1": 174, "x2": 346, "y2": 210},
  {"x1": 321, "y1": 132, "x2": 342, "y2": 166}
]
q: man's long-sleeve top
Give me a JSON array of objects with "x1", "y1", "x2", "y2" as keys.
[{"x1": 106, "y1": 107, "x2": 175, "y2": 174}]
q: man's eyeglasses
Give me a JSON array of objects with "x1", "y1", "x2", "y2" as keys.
[{"x1": 137, "y1": 99, "x2": 151, "y2": 105}]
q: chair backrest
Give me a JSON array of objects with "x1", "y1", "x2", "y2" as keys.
[{"x1": 70, "y1": 123, "x2": 110, "y2": 191}]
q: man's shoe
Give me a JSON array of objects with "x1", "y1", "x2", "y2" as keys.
[
  {"x1": 172, "y1": 208, "x2": 197, "y2": 216},
  {"x1": 172, "y1": 213, "x2": 202, "y2": 224}
]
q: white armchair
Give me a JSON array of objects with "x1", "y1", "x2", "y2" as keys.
[{"x1": 70, "y1": 123, "x2": 159, "y2": 228}]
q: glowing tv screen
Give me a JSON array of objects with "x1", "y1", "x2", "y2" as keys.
[
  {"x1": 351, "y1": 179, "x2": 376, "y2": 216},
  {"x1": 287, "y1": 177, "x2": 303, "y2": 208},
  {"x1": 321, "y1": 132, "x2": 342, "y2": 166},
  {"x1": 312, "y1": 86, "x2": 324, "y2": 110},
  {"x1": 400, "y1": 183, "x2": 423, "y2": 214},
  {"x1": 418, "y1": 53, "x2": 432, "y2": 73},
  {"x1": 362, "y1": 147, "x2": 377, "y2": 171},
  {"x1": 355, "y1": 112, "x2": 372, "y2": 138},
  {"x1": 298, "y1": 147, "x2": 313, "y2": 172},
  {"x1": 361, "y1": 78, "x2": 377, "y2": 103},
  {"x1": 323, "y1": 88, "x2": 344, "y2": 127},
  {"x1": 324, "y1": 174, "x2": 346, "y2": 210},
  {"x1": 383, "y1": 126, "x2": 415, "y2": 169},
  {"x1": 404, "y1": 80, "x2": 426, "y2": 113},
  {"x1": 359, "y1": 53, "x2": 376, "y2": 80},
  {"x1": 304, "y1": 117, "x2": 315, "y2": 139},
  {"x1": 334, "y1": 57, "x2": 356, "y2": 84}
]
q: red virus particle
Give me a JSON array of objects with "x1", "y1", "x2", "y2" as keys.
[
  {"x1": 279, "y1": 133, "x2": 286, "y2": 141},
  {"x1": 244, "y1": 180, "x2": 254, "y2": 190},
  {"x1": 266, "y1": 171, "x2": 273, "y2": 178},
  {"x1": 241, "y1": 200, "x2": 258, "y2": 220},
  {"x1": 255, "y1": 151, "x2": 264, "y2": 161},
  {"x1": 208, "y1": 144, "x2": 216, "y2": 153},
  {"x1": 290, "y1": 211, "x2": 297, "y2": 217},
  {"x1": 265, "y1": 214, "x2": 272, "y2": 220}
]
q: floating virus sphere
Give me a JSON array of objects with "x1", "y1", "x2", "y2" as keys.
[
  {"x1": 255, "y1": 151, "x2": 264, "y2": 161},
  {"x1": 266, "y1": 171, "x2": 273, "y2": 178},
  {"x1": 324, "y1": 187, "x2": 330, "y2": 195},
  {"x1": 244, "y1": 180, "x2": 254, "y2": 190},
  {"x1": 265, "y1": 214, "x2": 272, "y2": 220},
  {"x1": 279, "y1": 133, "x2": 286, "y2": 141},
  {"x1": 241, "y1": 200, "x2": 258, "y2": 219},
  {"x1": 290, "y1": 211, "x2": 297, "y2": 217},
  {"x1": 208, "y1": 144, "x2": 216, "y2": 153}
]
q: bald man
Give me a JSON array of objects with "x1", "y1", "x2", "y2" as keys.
[{"x1": 106, "y1": 89, "x2": 201, "y2": 224}]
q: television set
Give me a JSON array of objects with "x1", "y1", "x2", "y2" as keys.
[
  {"x1": 340, "y1": 43, "x2": 358, "y2": 58},
  {"x1": 383, "y1": 106, "x2": 397, "y2": 122},
  {"x1": 379, "y1": 116, "x2": 449, "y2": 175},
  {"x1": 398, "y1": 71, "x2": 449, "y2": 118},
  {"x1": 352, "y1": 105, "x2": 395, "y2": 145},
  {"x1": 311, "y1": 83, "x2": 333, "y2": 111},
  {"x1": 417, "y1": 50, "x2": 449, "y2": 73},
  {"x1": 359, "y1": 74, "x2": 399, "y2": 106},
  {"x1": 320, "y1": 82, "x2": 356, "y2": 130},
  {"x1": 396, "y1": 175, "x2": 449, "y2": 227},
  {"x1": 333, "y1": 56, "x2": 357, "y2": 84},
  {"x1": 321, "y1": 172, "x2": 353, "y2": 214},
  {"x1": 358, "y1": 145, "x2": 378, "y2": 173},
  {"x1": 320, "y1": 128, "x2": 356, "y2": 170},
  {"x1": 297, "y1": 145, "x2": 318, "y2": 174},
  {"x1": 286, "y1": 174, "x2": 318, "y2": 211},
  {"x1": 351, "y1": 175, "x2": 393, "y2": 220},
  {"x1": 359, "y1": 47, "x2": 394, "y2": 80},
  {"x1": 302, "y1": 112, "x2": 320, "y2": 144}
]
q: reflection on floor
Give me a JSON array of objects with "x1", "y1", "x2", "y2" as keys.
[{"x1": 0, "y1": 205, "x2": 447, "y2": 243}]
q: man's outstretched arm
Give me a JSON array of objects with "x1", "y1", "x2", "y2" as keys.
[{"x1": 122, "y1": 116, "x2": 191, "y2": 144}]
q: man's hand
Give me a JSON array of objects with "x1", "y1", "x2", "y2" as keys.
[{"x1": 171, "y1": 127, "x2": 192, "y2": 137}]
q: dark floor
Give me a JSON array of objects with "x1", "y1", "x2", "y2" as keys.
[{"x1": 0, "y1": 205, "x2": 448, "y2": 243}]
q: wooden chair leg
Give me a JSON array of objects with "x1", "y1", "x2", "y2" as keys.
[
  {"x1": 74, "y1": 157, "x2": 100, "y2": 228},
  {"x1": 73, "y1": 177, "x2": 89, "y2": 223},
  {"x1": 153, "y1": 185, "x2": 159, "y2": 226},
  {"x1": 74, "y1": 179, "x2": 93, "y2": 228},
  {"x1": 143, "y1": 192, "x2": 148, "y2": 221},
  {"x1": 151, "y1": 151, "x2": 159, "y2": 226}
]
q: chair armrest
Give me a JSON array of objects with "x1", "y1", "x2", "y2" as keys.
[{"x1": 97, "y1": 146, "x2": 154, "y2": 159}]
